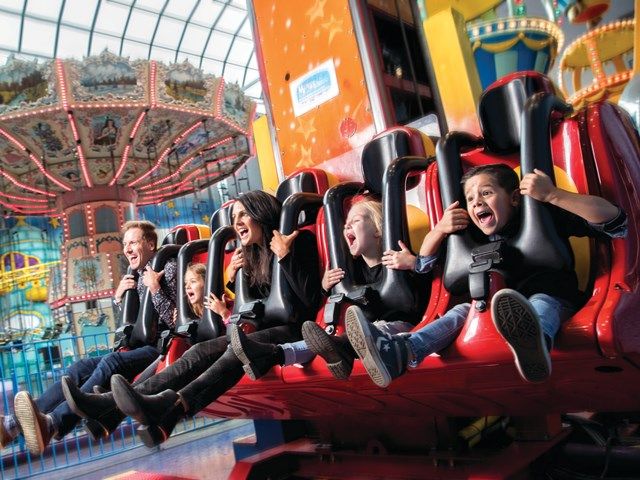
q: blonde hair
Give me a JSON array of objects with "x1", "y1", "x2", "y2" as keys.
[
  {"x1": 186, "y1": 262, "x2": 206, "y2": 279},
  {"x1": 350, "y1": 199, "x2": 383, "y2": 237}
]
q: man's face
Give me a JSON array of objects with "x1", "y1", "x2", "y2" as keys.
[{"x1": 122, "y1": 227, "x2": 155, "y2": 270}]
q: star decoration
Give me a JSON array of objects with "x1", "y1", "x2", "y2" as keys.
[
  {"x1": 48, "y1": 217, "x2": 61, "y2": 228},
  {"x1": 295, "y1": 116, "x2": 317, "y2": 142},
  {"x1": 321, "y1": 14, "x2": 345, "y2": 44},
  {"x1": 306, "y1": 0, "x2": 327, "y2": 24},
  {"x1": 15, "y1": 216, "x2": 27, "y2": 226},
  {"x1": 202, "y1": 214, "x2": 210, "y2": 224},
  {"x1": 296, "y1": 144, "x2": 314, "y2": 168},
  {"x1": 166, "y1": 200, "x2": 175, "y2": 209}
]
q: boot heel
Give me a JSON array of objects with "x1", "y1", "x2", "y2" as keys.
[
  {"x1": 137, "y1": 424, "x2": 168, "y2": 448},
  {"x1": 85, "y1": 419, "x2": 108, "y2": 440},
  {"x1": 242, "y1": 363, "x2": 260, "y2": 381}
]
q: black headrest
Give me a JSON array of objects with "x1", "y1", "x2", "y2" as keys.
[
  {"x1": 276, "y1": 171, "x2": 322, "y2": 203},
  {"x1": 479, "y1": 72, "x2": 556, "y2": 154},
  {"x1": 210, "y1": 203, "x2": 233, "y2": 231},
  {"x1": 361, "y1": 130, "x2": 421, "y2": 193},
  {"x1": 162, "y1": 228, "x2": 189, "y2": 246}
]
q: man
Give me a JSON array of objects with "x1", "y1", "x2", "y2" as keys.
[{"x1": 1, "y1": 221, "x2": 177, "y2": 455}]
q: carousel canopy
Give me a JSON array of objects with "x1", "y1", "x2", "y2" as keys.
[{"x1": 0, "y1": 50, "x2": 255, "y2": 214}]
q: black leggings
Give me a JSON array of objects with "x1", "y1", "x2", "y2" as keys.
[{"x1": 137, "y1": 323, "x2": 301, "y2": 415}]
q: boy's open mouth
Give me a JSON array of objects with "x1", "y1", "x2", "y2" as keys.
[
  {"x1": 346, "y1": 233, "x2": 356, "y2": 247},
  {"x1": 476, "y1": 210, "x2": 493, "y2": 225}
]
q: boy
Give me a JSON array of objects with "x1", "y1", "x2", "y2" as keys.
[{"x1": 346, "y1": 164, "x2": 627, "y2": 388}]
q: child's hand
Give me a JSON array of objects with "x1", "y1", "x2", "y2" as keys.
[
  {"x1": 435, "y1": 201, "x2": 469, "y2": 235},
  {"x1": 204, "y1": 292, "x2": 230, "y2": 319},
  {"x1": 382, "y1": 240, "x2": 416, "y2": 270},
  {"x1": 225, "y1": 247, "x2": 244, "y2": 282},
  {"x1": 322, "y1": 267, "x2": 345, "y2": 291},
  {"x1": 270, "y1": 230, "x2": 299, "y2": 260},
  {"x1": 520, "y1": 169, "x2": 556, "y2": 202}
]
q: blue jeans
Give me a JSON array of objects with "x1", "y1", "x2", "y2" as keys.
[
  {"x1": 405, "y1": 294, "x2": 576, "y2": 365},
  {"x1": 528, "y1": 293, "x2": 576, "y2": 348},
  {"x1": 37, "y1": 345, "x2": 159, "y2": 437},
  {"x1": 405, "y1": 303, "x2": 471, "y2": 365}
]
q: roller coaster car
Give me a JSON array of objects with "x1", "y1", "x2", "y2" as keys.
[
  {"x1": 414, "y1": 70, "x2": 640, "y2": 419},
  {"x1": 163, "y1": 169, "x2": 332, "y2": 368},
  {"x1": 210, "y1": 72, "x2": 640, "y2": 456},
  {"x1": 203, "y1": 126, "x2": 435, "y2": 419}
]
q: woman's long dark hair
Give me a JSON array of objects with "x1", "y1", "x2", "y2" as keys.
[{"x1": 236, "y1": 190, "x2": 282, "y2": 292}]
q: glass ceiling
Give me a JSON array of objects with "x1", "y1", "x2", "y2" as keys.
[{"x1": 0, "y1": 0, "x2": 262, "y2": 104}]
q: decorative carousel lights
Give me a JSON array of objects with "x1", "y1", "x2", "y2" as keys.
[
  {"x1": 558, "y1": 18, "x2": 635, "y2": 107},
  {"x1": 556, "y1": 0, "x2": 636, "y2": 109},
  {"x1": 0, "y1": 50, "x2": 254, "y2": 353}
]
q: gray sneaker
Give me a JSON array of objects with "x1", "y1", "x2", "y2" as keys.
[
  {"x1": 301, "y1": 321, "x2": 354, "y2": 380},
  {"x1": 491, "y1": 288, "x2": 551, "y2": 383},
  {"x1": 344, "y1": 306, "x2": 408, "y2": 388}
]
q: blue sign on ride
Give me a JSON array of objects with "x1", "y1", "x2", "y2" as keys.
[{"x1": 290, "y1": 59, "x2": 339, "y2": 117}]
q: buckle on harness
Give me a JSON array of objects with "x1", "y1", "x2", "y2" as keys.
[{"x1": 468, "y1": 241, "x2": 504, "y2": 310}]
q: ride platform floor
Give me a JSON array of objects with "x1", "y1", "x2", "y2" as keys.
[{"x1": 29, "y1": 419, "x2": 255, "y2": 480}]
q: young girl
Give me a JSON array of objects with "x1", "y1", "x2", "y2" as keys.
[
  {"x1": 230, "y1": 197, "x2": 427, "y2": 381},
  {"x1": 63, "y1": 190, "x2": 322, "y2": 447},
  {"x1": 184, "y1": 262, "x2": 206, "y2": 318}
]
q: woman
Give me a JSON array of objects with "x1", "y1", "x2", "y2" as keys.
[{"x1": 63, "y1": 190, "x2": 322, "y2": 447}]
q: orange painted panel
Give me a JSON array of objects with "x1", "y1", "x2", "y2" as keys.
[{"x1": 251, "y1": 0, "x2": 375, "y2": 180}]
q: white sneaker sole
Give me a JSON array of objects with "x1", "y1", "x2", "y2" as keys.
[
  {"x1": 14, "y1": 391, "x2": 46, "y2": 455},
  {"x1": 345, "y1": 308, "x2": 392, "y2": 388},
  {"x1": 491, "y1": 289, "x2": 551, "y2": 383}
]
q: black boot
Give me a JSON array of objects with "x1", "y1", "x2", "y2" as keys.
[
  {"x1": 229, "y1": 323, "x2": 280, "y2": 380},
  {"x1": 136, "y1": 403, "x2": 183, "y2": 448},
  {"x1": 302, "y1": 321, "x2": 355, "y2": 380},
  {"x1": 111, "y1": 374, "x2": 180, "y2": 426},
  {"x1": 62, "y1": 376, "x2": 121, "y2": 437},
  {"x1": 93, "y1": 385, "x2": 107, "y2": 394},
  {"x1": 84, "y1": 410, "x2": 126, "y2": 440}
]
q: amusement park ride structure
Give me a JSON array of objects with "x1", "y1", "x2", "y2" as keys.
[
  {"x1": 0, "y1": 0, "x2": 639, "y2": 478},
  {"x1": 214, "y1": 1, "x2": 640, "y2": 478}
]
